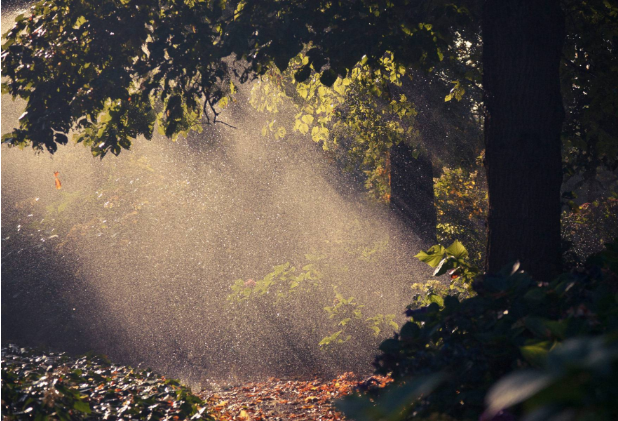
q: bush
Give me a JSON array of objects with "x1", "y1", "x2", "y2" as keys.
[
  {"x1": 434, "y1": 164, "x2": 487, "y2": 267},
  {"x1": 485, "y1": 334, "x2": 618, "y2": 421},
  {"x1": 1, "y1": 345, "x2": 213, "y2": 420},
  {"x1": 226, "y1": 247, "x2": 400, "y2": 365},
  {"x1": 339, "y1": 239, "x2": 618, "y2": 421}
]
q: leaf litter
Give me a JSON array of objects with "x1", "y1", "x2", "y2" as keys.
[
  {"x1": 2, "y1": 344, "x2": 213, "y2": 420},
  {"x1": 199, "y1": 372, "x2": 392, "y2": 421},
  {"x1": 2, "y1": 344, "x2": 392, "y2": 420}
]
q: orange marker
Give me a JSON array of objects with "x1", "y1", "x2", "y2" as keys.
[{"x1": 54, "y1": 171, "x2": 62, "y2": 189}]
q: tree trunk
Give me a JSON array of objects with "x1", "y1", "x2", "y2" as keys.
[
  {"x1": 390, "y1": 142, "x2": 437, "y2": 247},
  {"x1": 482, "y1": 1, "x2": 565, "y2": 280}
]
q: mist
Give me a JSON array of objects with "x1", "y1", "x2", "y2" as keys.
[{"x1": 1, "y1": 5, "x2": 431, "y2": 388}]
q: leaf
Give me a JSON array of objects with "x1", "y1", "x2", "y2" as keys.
[
  {"x1": 320, "y1": 69, "x2": 338, "y2": 87},
  {"x1": 275, "y1": 126, "x2": 286, "y2": 139},
  {"x1": 73, "y1": 16, "x2": 87, "y2": 29},
  {"x1": 485, "y1": 370, "x2": 553, "y2": 416},
  {"x1": 336, "y1": 373, "x2": 445, "y2": 421},
  {"x1": 294, "y1": 65, "x2": 311, "y2": 83},
  {"x1": 72, "y1": 399, "x2": 91, "y2": 414},
  {"x1": 525, "y1": 317, "x2": 566, "y2": 340},
  {"x1": 433, "y1": 257, "x2": 458, "y2": 276},
  {"x1": 54, "y1": 172, "x2": 62, "y2": 190},
  {"x1": 399, "y1": 322, "x2": 420, "y2": 340},
  {"x1": 428, "y1": 293, "x2": 444, "y2": 307},
  {"x1": 301, "y1": 114, "x2": 314, "y2": 125},
  {"x1": 100, "y1": 112, "x2": 112, "y2": 123},
  {"x1": 414, "y1": 246, "x2": 446, "y2": 268},
  {"x1": 445, "y1": 240, "x2": 468, "y2": 259},
  {"x1": 520, "y1": 343, "x2": 550, "y2": 366}
]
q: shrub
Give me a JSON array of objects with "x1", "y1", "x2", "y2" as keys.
[
  {"x1": 226, "y1": 249, "x2": 399, "y2": 360},
  {"x1": 339, "y1": 239, "x2": 618, "y2": 421},
  {"x1": 485, "y1": 335, "x2": 618, "y2": 421},
  {"x1": 1, "y1": 345, "x2": 212, "y2": 420},
  {"x1": 434, "y1": 164, "x2": 487, "y2": 267}
]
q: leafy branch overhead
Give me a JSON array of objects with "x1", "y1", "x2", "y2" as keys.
[
  {"x1": 250, "y1": 50, "x2": 420, "y2": 201},
  {"x1": 1, "y1": 0, "x2": 475, "y2": 156}
]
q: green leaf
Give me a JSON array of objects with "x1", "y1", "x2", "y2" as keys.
[
  {"x1": 525, "y1": 317, "x2": 567, "y2": 340},
  {"x1": 433, "y1": 256, "x2": 458, "y2": 276},
  {"x1": 414, "y1": 245, "x2": 446, "y2": 268},
  {"x1": 428, "y1": 293, "x2": 444, "y2": 307},
  {"x1": 520, "y1": 343, "x2": 551, "y2": 366},
  {"x1": 445, "y1": 240, "x2": 468, "y2": 259},
  {"x1": 319, "y1": 330, "x2": 343, "y2": 347},
  {"x1": 72, "y1": 399, "x2": 91, "y2": 414},
  {"x1": 73, "y1": 16, "x2": 87, "y2": 29},
  {"x1": 100, "y1": 112, "x2": 112, "y2": 123}
]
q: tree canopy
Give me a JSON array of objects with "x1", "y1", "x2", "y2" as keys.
[{"x1": 1, "y1": 0, "x2": 477, "y2": 154}]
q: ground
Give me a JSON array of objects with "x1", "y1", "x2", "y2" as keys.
[
  {"x1": 1, "y1": 344, "x2": 391, "y2": 420},
  {"x1": 200, "y1": 373, "x2": 392, "y2": 421}
]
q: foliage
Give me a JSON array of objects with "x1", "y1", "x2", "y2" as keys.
[
  {"x1": 485, "y1": 335, "x2": 618, "y2": 421},
  {"x1": 337, "y1": 239, "x2": 618, "y2": 421},
  {"x1": 336, "y1": 373, "x2": 446, "y2": 421},
  {"x1": 561, "y1": 0, "x2": 618, "y2": 192},
  {"x1": 1, "y1": 0, "x2": 477, "y2": 156},
  {"x1": 413, "y1": 240, "x2": 480, "y2": 298},
  {"x1": 227, "y1": 249, "x2": 399, "y2": 354},
  {"x1": 250, "y1": 51, "x2": 418, "y2": 202},
  {"x1": 229, "y1": 262, "x2": 323, "y2": 303},
  {"x1": 562, "y1": 197, "x2": 618, "y2": 268},
  {"x1": 1, "y1": 344, "x2": 212, "y2": 420},
  {"x1": 1, "y1": 0, "x2": 236, "y2": 156},
  {"x1": 433, "y1": 161, "x2": 487, "y2": 266},
  {"x1": 320, "y1": 290, "x2": 399, "y2": 349}
]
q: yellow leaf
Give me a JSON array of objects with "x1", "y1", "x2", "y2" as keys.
[{"x1": 275, "y1": 126, "x2": 287, "y2": 139}]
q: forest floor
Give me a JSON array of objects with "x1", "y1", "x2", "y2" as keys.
[
  {"x1": 199, "y1": 373, "x2": 392, "y2": 421},
  {"x1": 1, "y1": 344, "x2": 392, "y2": 421}
]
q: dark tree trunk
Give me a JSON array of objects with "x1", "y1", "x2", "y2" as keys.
[
  {"x1": 390, "y1": 142, "x2": 437, "y2": 247},
  {"x1": 482, "y1": 1, "x2": 565, "y2": 280}
]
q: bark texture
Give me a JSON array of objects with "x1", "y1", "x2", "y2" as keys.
[
  {"x1": 483, "y1": 0, "x2": 565, "y2": 280},
  {"x1": 390, "y1": 143, "x2": 437, "y2": 247}
]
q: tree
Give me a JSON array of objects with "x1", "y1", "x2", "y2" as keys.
[
  {"x1": 246, "y1": 51, "x2": 444, "y2": 246},
  {"x1": 2, "y1": 0, "x2": 614, "y2": 280},
  {"x1": 482, "y1": 1, "x2": 565, "y2": 280}
]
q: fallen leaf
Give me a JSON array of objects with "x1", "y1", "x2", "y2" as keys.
[{"x1": 54, "y1": 172, "x2": 62, "y2": 189}]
